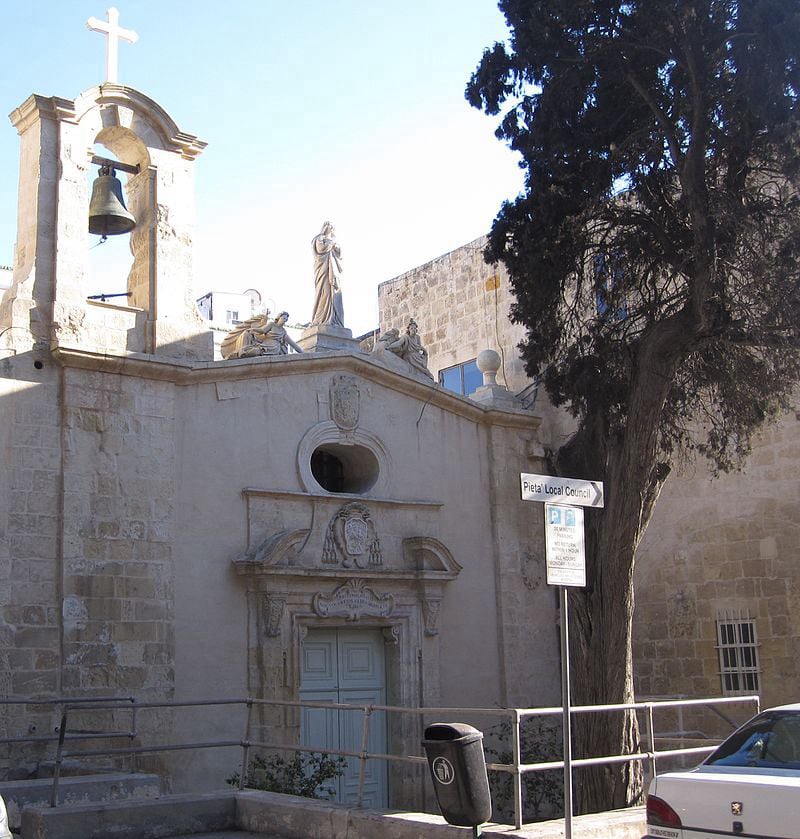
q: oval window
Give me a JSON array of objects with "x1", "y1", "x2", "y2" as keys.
[{"x1": 310, "y1": 444, "x2": 379, "y2": 494}]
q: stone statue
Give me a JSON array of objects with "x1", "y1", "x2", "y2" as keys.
[
  {"x1": 384, "y1": 319, "x2": 433, "y2": 379},
  {"x1": 311, "y1": 221, "x2": 345, "y2": 327},
  {"x1": 373, "y1": 327, "x2": 400, "y2": 351},
  {"x1": 370, "y1": 328, "x2": 409, "y2": 375},
  {"x1": 220, "y1": 311, "x2": 303, "y2": 359}
]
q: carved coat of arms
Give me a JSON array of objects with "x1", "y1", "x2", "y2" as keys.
[
  {"x1": 322, "y1": 503, "x2": 383, "y2": 568},
  {"x1": 330, "y1": 375, "x2": 359, "y2": 432}
]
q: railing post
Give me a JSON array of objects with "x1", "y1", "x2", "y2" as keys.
[
  {"x1": 50, "y1": 706, "x2": 69, "y2": 807},
  {"x1": 646, "y1": 703, "x2": 656, "y2": 780},
  {"x1": 129, "y1": 697, "x2": 138, "y2": 774},
  {"x1": 512, "y1": 709, "x2": 523, "y2": 830},
  {"x1": 356, "y1": 705, "x2": 373, "y2": 808},
  {"x1": 239, "y1": 699, "x2": 254, "y2": 790}
]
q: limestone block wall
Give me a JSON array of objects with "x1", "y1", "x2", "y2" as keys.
[
  {"x1": 0, "y1": 349, "x2": 180, "y2": 779},
  {"x1": 59, "y1": 367, "x2": 177, "y2": 698},
  {"x1": 81, "y1": 301, "x2": 147, "y2": 355},
  {"x1": 377, "y1": 237, "x2": 531, "y2": 395},
  {"x1": 633, "y1": 408, "x2": 800, "y2": 710},
  {"x1": 0, "y1": 358, "x2": 62, "y2": 704},
  {"x1": 0, "y1": 350, "x2": 64, "y2": 768}
]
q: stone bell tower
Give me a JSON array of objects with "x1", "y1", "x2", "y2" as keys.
[{"x1": 1, "y1": 12, "x2": 211, "y2": 360}]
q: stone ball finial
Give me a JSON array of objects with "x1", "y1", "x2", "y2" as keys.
[{"x1": 477, "y1": 349, "x2": 502, "y2": 386}]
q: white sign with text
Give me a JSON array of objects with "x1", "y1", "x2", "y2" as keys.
[
  {"x1": 544, "y1": 503, "x2": 586, "y2": 587},
  {"x1": 520, "y1": 473, "x2": 604, "y2": 508}
]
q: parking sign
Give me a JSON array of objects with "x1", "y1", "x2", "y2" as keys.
[{"x1": 544, "y1": 503, "x2": 586, "y2": 587}]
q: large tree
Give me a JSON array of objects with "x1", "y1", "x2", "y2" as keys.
[{"x1": 468, "y1": 0, "x2": 800, "y2": 812}]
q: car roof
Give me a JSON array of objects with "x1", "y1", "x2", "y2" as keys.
[{"x1": 764, "y1": 703, "x2": 800, "y2": 712}]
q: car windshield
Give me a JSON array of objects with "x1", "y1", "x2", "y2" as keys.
[{"x1": 705, "y1": 710, "x2": 800, "y2": 770}]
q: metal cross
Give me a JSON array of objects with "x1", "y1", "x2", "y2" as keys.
[{"x1": 86, "y1": 7, "x2": 138, "y2": 84}]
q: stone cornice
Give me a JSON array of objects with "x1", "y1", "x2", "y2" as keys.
[
  {"x1": 9, "y1": 94, "x2": 77, "y2": 134},
  {"x1": 50, "y1": 345, "x2": 541, "y2": 430},
  {"x1": 242, "y1": 487, "x2": 443, "y2": 509},
  {"x1": 231, "y1": 565, "x2": 459, "y2": 585},
  {"x1": 75, "y1": 84, "x2": 207, "y2": 159}
]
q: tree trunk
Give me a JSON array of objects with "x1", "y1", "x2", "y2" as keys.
[{"x1": 561, "y1": 322, "x2": 687, "y2": 813}]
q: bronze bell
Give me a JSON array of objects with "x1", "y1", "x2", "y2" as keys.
[{"x1": 88, "y1": 165, "x2": 136, "y2": 236}]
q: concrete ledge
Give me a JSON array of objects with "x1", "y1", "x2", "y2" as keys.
[
  {"x1": 18, "y1": 787, "x2": 646, "y2": 839},
  {"x1": 237, "y1": 790, "x2": 647, "y2": 838},
  {"x1": 20, "y1": 790, "x2": 237, "y2": 839},
  {"x1": 0, "y1": 773, "x2": 161, "y2": 832}
]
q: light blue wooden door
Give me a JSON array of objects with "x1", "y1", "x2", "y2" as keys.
[{"x1": 300, "y1": 628, "x2": 387, "y2": 807}]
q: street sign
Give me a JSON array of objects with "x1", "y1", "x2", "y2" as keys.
[
  {"x1": 520, "y1": 473, "x2": 604, "y2": 508},
  {"x1": 519, "y1": 473, "x2": 599, "y2": 839},
  {"x1": 544, "y1": 503, "x2": 586, "y2": 587}
]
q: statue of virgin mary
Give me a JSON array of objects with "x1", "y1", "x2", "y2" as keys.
[{"x1": 311, "y1": 221, "x2": 345, "y2": 327}]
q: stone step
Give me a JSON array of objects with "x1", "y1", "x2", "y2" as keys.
[
  {"x1": 0, "y1": 772, "x2": 161, "y2": 833},
  {"x1": 20, "y1": 790, "x2": 238, "y2": 839},
  {"x1": 169, "y1": 834, "x2": 273, "y2": 838}
]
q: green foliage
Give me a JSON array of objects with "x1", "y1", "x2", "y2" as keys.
[
  {"x1": 486, "y1": 717, "x2": 564, "y2": 822},
  {"x1": 467, "y1": 0, "x2": 800, "y2": 474},
  {"x1": 227, "y1": 751, "x2": 346, "y2": 800}
]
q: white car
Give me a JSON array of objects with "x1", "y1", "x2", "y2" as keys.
[
  {"x1": 646, "y1": 703, "x2": 800, "y2": 839},
  {"x1": 0, "y1": 793, "x2": 11, "y2": 839}
]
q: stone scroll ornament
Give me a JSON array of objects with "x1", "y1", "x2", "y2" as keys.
[
  {"x1": 330, "y1": 375, "x2": 359, "y2": 432},
  {"x1": 322, "y1": 503, "x2": 383, "y2": 568},
  {"x1": 262, "y1": 594, "x2": 286, "y2": 638},
  {"x1": 312, "y1": 579, "x2": 395, "y2": 621},
  {"x1": 422, "y1": 598, "x2": 442, "y2": 636}
]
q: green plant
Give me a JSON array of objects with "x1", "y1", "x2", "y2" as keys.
[
  {"x1": 485, "y1": 717, "x2": 564, "y2": 823},
  {"x1": 227, "y1": 750, "x2": 346, "y2": 800}
]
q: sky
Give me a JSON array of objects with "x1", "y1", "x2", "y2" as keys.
[{"x1": 0, "y1": 1, "x2": 524, "y2": 336}]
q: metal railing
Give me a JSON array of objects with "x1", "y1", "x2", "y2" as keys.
[{"x1": 0, "y1": 693, "x2": 760, "y2": 829}]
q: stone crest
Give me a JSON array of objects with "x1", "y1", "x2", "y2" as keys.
[
  {"x1": 322, "y1": 503, "x2": 383, "y2": 568},
  {"x1": 312, "y1": 579, "x2": 395, "y2": 621},
  {"x1": 330, "y1": 375, "x2": 360, "y2": 432},
  {"x1": 520, "y1": 551, "x2": 542, "y2": 591}
]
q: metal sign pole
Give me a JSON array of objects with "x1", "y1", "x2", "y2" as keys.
[
  {"x1": 560, "y1": 585, "x2": 574, "y2": 839},
  {"x1": 521, "y1": 472, "x2": 601, "y2": 839}
]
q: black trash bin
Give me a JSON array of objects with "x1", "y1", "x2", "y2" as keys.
[{"x1": 422, "y1": 723, "x2": 492, "y2": 828}]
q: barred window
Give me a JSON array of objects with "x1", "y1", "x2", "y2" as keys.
[{"x1": 716, "y1": 611, "x2": 760, "y2": 695}]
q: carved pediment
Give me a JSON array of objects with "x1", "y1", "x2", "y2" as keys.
[
  {"x1": 233, "y1": 527, "x2": 462, "y2": 598},
  {"x1": 232, "y1": 529, "x2": 310, "y2": 572},
  {"x1": 403, "y1": 537, "x2": 462, "y2": 578}
]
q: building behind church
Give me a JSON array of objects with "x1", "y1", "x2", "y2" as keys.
[{"x1": 379, "y1": 238, "x2": 800, "y2": 716}]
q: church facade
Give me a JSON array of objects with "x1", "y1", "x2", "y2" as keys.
[{"x1": 0, "y1": 83, "x2": 560, "y2": 802}]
